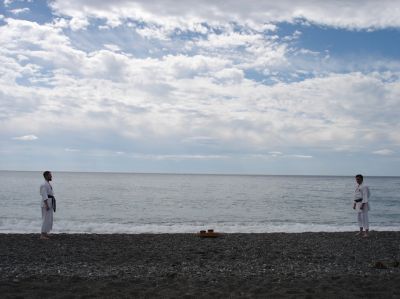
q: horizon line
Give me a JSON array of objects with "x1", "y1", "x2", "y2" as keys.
[{"x1": 1, "y1": 169, "x2": 399, "y2": 178}]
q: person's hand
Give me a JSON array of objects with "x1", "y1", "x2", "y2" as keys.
[{"x1": 45, "y1": 204, "x2": 50, "y2": 211}]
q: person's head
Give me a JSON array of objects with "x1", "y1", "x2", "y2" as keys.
[
  {"x1": 355, "y1": 174, "x2": 363, "y2": 185},
  {"x1": 43, "y1": 171, "x2": 52, "y2": 181}
]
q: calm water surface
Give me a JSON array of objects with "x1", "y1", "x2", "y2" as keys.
[{"x1": 0, "y1": 171, "x2": 399, "y2": 233}]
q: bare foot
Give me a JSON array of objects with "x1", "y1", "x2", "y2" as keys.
[
  {"x1": 362, "y1": 233, "x2": 368, "y2": 238},
  {"x1": 40, "y1": 235, "x2": 50, "y2": 240}
]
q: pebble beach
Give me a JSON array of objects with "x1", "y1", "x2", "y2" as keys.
[{"x1": 1, "y1": 232, "x2": 400, "y2": 298}]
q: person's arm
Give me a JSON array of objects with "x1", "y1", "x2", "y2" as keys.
[
  {"x1": 40, "y1": 185, "x2": 50, "y2": 210},
  {"x1": 44, "y1": 200, "x2": 49, "y2": 210},
  {"x1": 360, "y1": 186, "x2": 369, "y2": 210}
]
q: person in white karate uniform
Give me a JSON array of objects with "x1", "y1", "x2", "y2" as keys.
[
  {"x1": 40, "y1": 171, "x2": 55, "y2": 239},
  {"x1": 353, "y1": 174, "x2": 370, "y2": 237}
]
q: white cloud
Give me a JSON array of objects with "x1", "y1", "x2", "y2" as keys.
[
  {"x1": 182, "y1": 136, "x2": 219, "y2": 144},
  {"x1": 69, "y1": 17, "x2": 90, "y2": 31},
  {"x1": 103, "y1": 44, "x2": 122, "y2": 52},
  {"x1": 288, "y1": 154, "x2": 313, "y2": 159},
  {"x1": 269, "y1": 151, "x2": 283, "y2": 155},
  {"x1": 9, "y1": 8, "x2": 30, "y2": 15},
  {"x1": 161, "y1": 54, "x2": 231, "y2": 79},
  {"x1": 196, "y1": 31, "x2": 260, "y2": 49},
  {"x1": 213, "y1": 68, "x2": 244, "y2": 84},
  {"x1": 135, "y1": 24, "x2": 172, "y2": 41},
  {"x1": 252, "y1": 152, "x2": 312, "y2": 159},
  {"x1": 3, "y1": 41, "x2": 400, "y2": 153},
  {"x1": 65, "y1": 148, "x2": 80, "y2": 152},
  {"x1": 12, "y1": 134, "x2": 38, "y2": 141},
  {"x1": 49, "y1": 0, "x2": 400, "y2": 31},
  {"x1": 130, "y1": 154, "x2": 229, "y2": 160},
  {"x1": 372, "y1": 149, "x2": 395, "y2": 156},
  {"x1": 1, "y1": 10, "x2": 400, "y2": 173},
  {"x1": 190, "y1": 30, "x2": 288, "y2": 71},
  {"x1": 0, "y1": 18, "x2": 86, "y2": 74},
  {"x1": 4, "y1": 0, "x2": 15, "y2": 7}
]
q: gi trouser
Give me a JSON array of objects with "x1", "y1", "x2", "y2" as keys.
[
  {"x1": 41, "y1": 206, "x2": 53, "y2": 233},
  {"x1": 357, "y1": 209, "x2": 369, "y2": 230}
]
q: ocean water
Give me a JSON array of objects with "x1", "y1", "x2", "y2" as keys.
[{"x1": 0, "y1": 171, "x2": 399, "y2": 233}]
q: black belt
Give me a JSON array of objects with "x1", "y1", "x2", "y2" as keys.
[
  {"x1": 48, "y1": 195, "x2": 56, "y2": 212},
  {"x1": 354, "y1": 198, "x2": 363, "y2": 203}
]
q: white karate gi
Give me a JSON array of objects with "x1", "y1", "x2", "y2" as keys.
[
  {"x1": 354, "y1": 183, "x2": 370, "y2": 230},
  {"x1": 40, "y1": 181, "x2": 54, "y2": 233}
]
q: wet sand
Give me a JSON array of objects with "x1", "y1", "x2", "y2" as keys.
[{"x1": 1, "y1": 232, "x2": 400, "y2": 298}]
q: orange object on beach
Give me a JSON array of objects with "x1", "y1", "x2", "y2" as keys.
[{"x1": 197, "y1": 229, "x2": 221, "y2": 238}]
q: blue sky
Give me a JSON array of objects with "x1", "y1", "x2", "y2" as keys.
[{"x1": 1, "y1": 0, "x2": 400, "y2": 175}]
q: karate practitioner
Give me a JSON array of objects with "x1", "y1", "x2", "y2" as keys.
[
  {"x1": 353, "y1": 174, "x2": 370, "y2": 237},
  {"x1": 40, "y1": 171, "x2": 55, "y2": 239}
]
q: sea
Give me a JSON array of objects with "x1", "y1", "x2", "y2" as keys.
[{"x1": 0, "y1": 171, "x2": 399, "y2": 234}]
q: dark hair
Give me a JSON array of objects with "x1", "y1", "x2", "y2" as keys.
[
  {"x1": 355, "y1": 174, "x2": 363, "y2": 180},
  {"x1": 43, "y1": 171, "x2": 51, "y2": 178}
]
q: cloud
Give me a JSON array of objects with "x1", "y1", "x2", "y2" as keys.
[
  {"x1": 131, "y1": 154, "x2": 229, "y2": 160},
  {"x1": 103, "y1": 44, "x2": 122, "y2": 52},
  {"x1": 49, "y1": 0, "x2": 400, "y2": 31},
  {"x1": 9, "y1": 8, "x2": 30, "y2": 15},
  {"x1": 4, "y1": 0, "x2": 15, "y2": 7},
  {"x1": 269, "y1": 151, "x2": 282, "y2": 155},
  {"x1": 68, "y1": 17, "x2": 90, "y2": 31},
  {"x1": 0, "y1": 18, "x2": 86, "y2": 75},
  {"x1": 1, "y1": 6, "x2": 400, "y2": 174},
  {"x1": 135, "y1": 24, "x2": 173, "y2": 41},
  {"x1": 288, "y1": 154, "x2": 313, "y2": 159},
  {"x1": 12, "y1": 134, "x2": 38, "y2": 141},
  {"x1": 2, "y1": 30, "x2": 400, "y2": 153},
  {"x1": 252, "y1": 152, "x2": 312, "y2": 159},
  {"x1": 65, "y1": 148, "x2": 80, "y2": 152},
  {"x1": 372, "y1": 149, "x2": 395, "y2": 156}
]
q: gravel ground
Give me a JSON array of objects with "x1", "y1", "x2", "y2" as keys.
[{"x1": 0, "y1": 232, "x2": 399, "y2": 298}]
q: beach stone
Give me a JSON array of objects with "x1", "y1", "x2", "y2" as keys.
[{"x1": 1, "y1": 232, "x2": 400, "y2": 297}]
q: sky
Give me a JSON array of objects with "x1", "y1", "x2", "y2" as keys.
[{"x1": 1, "y1": 0, "x2": 400, "y2": 175}]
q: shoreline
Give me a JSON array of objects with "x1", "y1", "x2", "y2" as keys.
[
  {"x1": 0, "y1": 229, "x2": 400, "y2": 236},
  {"x1": 0, "y1": 230, "x2": 400, "y2": 236},
  {"x1": 1, "y1": 232, "x2": 400, "y2": 298}
]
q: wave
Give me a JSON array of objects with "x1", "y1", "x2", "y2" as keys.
[{"x1": 1, "y1": 218, "x2": 400, "y2": 234}]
